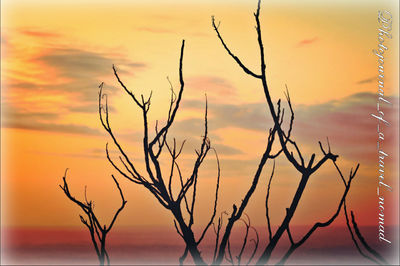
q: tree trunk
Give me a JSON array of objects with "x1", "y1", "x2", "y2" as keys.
[
  {"x1": 172, "y1": 206, "x2": 206, "y2": 265},
  {"x1": 257, "y1": 173, "x2": 310, "y2": 265}
]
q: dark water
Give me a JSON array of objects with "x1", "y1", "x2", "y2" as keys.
[{"x1": 1, "y1": 226, "x2": 398, "y2": 265}]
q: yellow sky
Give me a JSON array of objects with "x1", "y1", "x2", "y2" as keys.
[{"x1": 1, "y1": 0, "x2": 399, "y2": 229}]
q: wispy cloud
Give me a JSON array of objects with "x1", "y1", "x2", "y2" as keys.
[
  {"x1": 356, "y1": 76, "x2": 376, "y2": 85},
  {"x1": 135, "y1": 26, "x2": 175, "y2": 34},
  {"x1": 288, "y1": 92, "x2": 398, "y2": 162},
  {"x1": 179, "y1": 92, "x2": 398, "y2": 163},
  {"x1": 31, "y1": 48, "x2": 146, "y2": 100},
  {"x1": 3, "y1": 46, "x2": 146, "y2": 135},
  {"x1": 179, "y1": 99, "x2": 271, "y2": 132},
  {"x1": 2, "y1": 119, "x2": 102, "y2": 136},
  {"x1": 1, "y1": 101, "x2": 101, "y2": 135},
  {"x1": 186, "y1": 76, "x2": 236, "y2": 96},
  {"x1": 19, "y1": 29, "x2": 60, "y2": 38},
  {"x1": 296, "y1": 37, "x2": 318, "y2": 47}
]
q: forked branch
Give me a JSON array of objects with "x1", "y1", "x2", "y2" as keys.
[
  {"x1": 60, "y1": 169, "x2": 127, "y2": 265},
  {"x1": 100, "y1": 40, "x2": 222, "y2": 265},
  {"x1": 212, "y1": 0, "x2": 365, "y2": 265}
]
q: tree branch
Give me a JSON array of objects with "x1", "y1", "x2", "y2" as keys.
[
  {"x1": 212, "y1": 16, "x2": 262, "y2": 79},
  {"x1": 266, "y1": 160, "x2": 275, "y2": 241}
]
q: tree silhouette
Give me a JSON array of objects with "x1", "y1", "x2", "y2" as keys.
[
  {"x1": 100, "y1": 40, "x2": 264, "y2": 265},
  {"x1": 93, "y1": 1, "x2": 387, "y2": 265},
  {"x1": 99, "y1": 41, "x2": 221, "y2": 265},
  {"x1": 211, "y1": 0, "x2": 386, "y2": 265},
  {"x1": 60, "y1": 169, "x2": 127, "y2": 265}
]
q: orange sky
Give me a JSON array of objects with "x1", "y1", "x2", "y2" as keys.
[{"x1": 1, "y1": 0, "x2": 399, "y2": 235}]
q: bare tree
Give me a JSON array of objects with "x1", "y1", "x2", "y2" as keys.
[
  {"x1": 211, "y1": 0, "x2": 383, "y2": 265},
  {"x1": 100, "y1": 39, "x2": 270, "y2": 266},
  {"x1": 223, "y1": 214, "x2": 260, "y2": 266},
  {"x1": 94, "y1": 1, "x2": 386, "y2": 265},
  {"x1": 60, "y1": 169, "x2": 127, "y2": 265},
  {"x1": 343, "y1": 203, "x2": 388, "y2": 264},
  {"x1": 99, "y1": 40, "x2": 221, "y2": 265}
]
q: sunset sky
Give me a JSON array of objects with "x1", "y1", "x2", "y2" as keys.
[{"x1": 1, "y1": 0, "x2": 399, "y2": 246}]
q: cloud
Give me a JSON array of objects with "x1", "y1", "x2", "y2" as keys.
[
  {"x1": 356, "y1": 76, "x2": 377, "y2": 85},
  {"x1": 168, "y1": 117, "x2": 222, "y2": 144},
  {"x1": 127, "y1": 63, "x2": 147, "y2": 68},
  {"x1": 183, "y1": 142, "x2": 243, "y2": 156},
  {"x1": 134, "y1": 25, "x2": 209, "y2": 37},
  {"x1": 186, "y1": 76, "x2": 237, "y2": 97},
  {"x1": 3, "y1": 46, "x2": 147, "y2": 135},
  {"x1": 180, "y1": 99, "x2": 272, "y2": 132},
  {"x1": 2, "y1": 119, "x2": 101, "y2": 136},
  {"x1": 288, "y1": 92, "x2": 398, "y2": 163},
  {"x1": 31, "y1": 48, "x2": 145, "y2": 101},
  {"x1": 4, "y1": 41, "x2": 398, "y2": 166},
  {"x1": 296, "y1": 37, "x2": 318, "y2": 47},
  {"x1": 179, "y1": 92, "x2": 398, "y2": 164},
  {"x1": 135, "y1": 26, "x2": 175, "y2": 34},
  {"x1": 19, "y1": 29, "x2": 60, "y2": 38},
  {"x1": 41, "y1": 147, "x2": 123, "y2": 159},
  {"x1": 168, "y1": 99, "x2": 273, "y2": 158},
  {"x1": 1, "y1": 102, "x2": 100, "y2": 135},
  {"x1": 212, "y1": 143, "x2": 243, "y2": 155}
]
